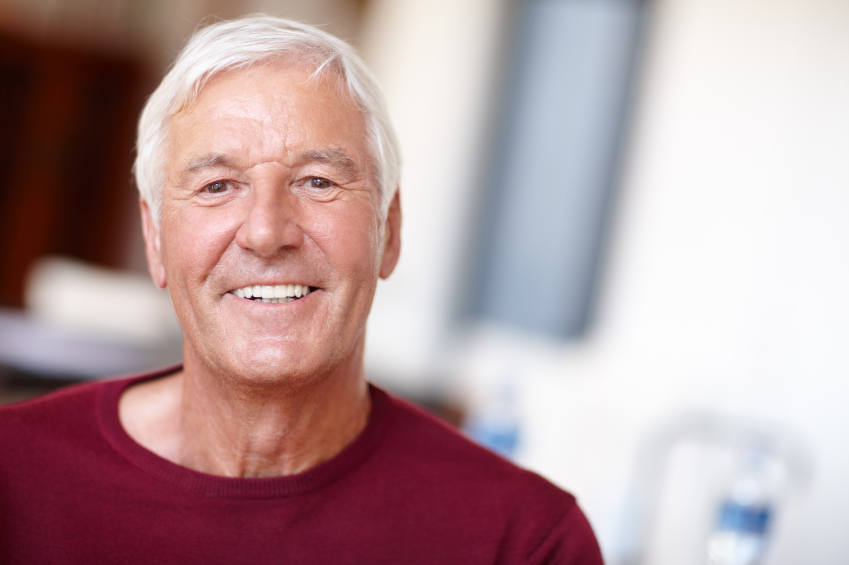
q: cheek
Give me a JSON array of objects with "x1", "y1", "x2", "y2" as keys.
[
  {"x1": 161, "y1": 207, "x2": 238, "y2": 284},
  {"x1": 310, "y1": 207, "x2": 382, "y2": 275}
]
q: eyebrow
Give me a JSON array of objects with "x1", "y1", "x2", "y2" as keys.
[
  {"x1": 176, "y1": 147, "x2": 361, "y2": 187},
  {"x1": 177, "y1": 153, "x2": 239, "y2": 187},
  {"x1": 294, "y1": 148, "x2": 359, "y2": 177}
]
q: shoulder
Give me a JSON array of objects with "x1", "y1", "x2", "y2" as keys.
[
  {"x1": 0, "y1": 370, "x2": 176, "y2": 495},
  {"x1": 0, "y1": 377, "x2": 136, "y2": 463},
  {"x1": 377, "y1": 388, "x2": 565, "y2": 499},
  {"x1": 0, "y1": 366, "x2": 179, "y2": 449},
  {"x1": 0, "y1": 379, "x2": 117, "y2": 494},
  {"x1": 0, "y1": 379, "x2": 106, "y2": 437},
  {"x1": 366, "y1": 387, "x2": 603, "y2": 563}
]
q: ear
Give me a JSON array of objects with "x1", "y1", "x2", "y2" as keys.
[
  {"x1": 379, "y1": 190, "x2": 402, "y2": 279},
  {"x1": 140, "y1": 198, "x2": 167, "y2": 289}
]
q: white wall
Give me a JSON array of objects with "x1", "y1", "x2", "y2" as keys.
[
  {"x1": 359, "y1": 0, "x2": 511, "y2": 390},
  {"x1": 361, "y1": 0, "x2": 849, "y2": 562}
]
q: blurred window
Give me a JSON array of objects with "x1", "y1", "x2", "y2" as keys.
[{"x1": 468, "y1": 0, "x2": 647, "y2": 338}]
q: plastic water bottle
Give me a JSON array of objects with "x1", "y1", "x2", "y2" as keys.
[
  {"x1": 706, "y1": 448, "x2": 775, "y2": 565},
  {"x1": 464, "y1": 379, "x2": 520, "y2": 460}
]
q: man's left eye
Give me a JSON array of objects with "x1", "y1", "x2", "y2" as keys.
[{"x1": 308, "y1": 177, "x2": 333, "y2": 189}]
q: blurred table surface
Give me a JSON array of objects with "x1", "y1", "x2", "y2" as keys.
[{"x1": 0, "y1": 307, "x2": 181, "y2": 382}]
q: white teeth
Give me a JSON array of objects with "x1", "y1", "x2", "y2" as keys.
[{"x1": 232, "y1": 284, "x2": 313, "y2": 301}]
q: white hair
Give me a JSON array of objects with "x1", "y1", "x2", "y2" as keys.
[{"x1": 134, "y1": 15, "x2": 401, "y2": 225}]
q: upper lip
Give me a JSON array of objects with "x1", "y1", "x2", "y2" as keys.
[{"x1": 229, "y1": 282, "x2": 315, "y2": 291}]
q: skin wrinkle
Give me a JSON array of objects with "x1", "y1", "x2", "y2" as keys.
[
  {"x1": 144, "y1": 47, "x2": 396, "y2": 231},
  {"x1": 122, "y1": 61, "x2": 402, "y2": 478},
  {"x1": 178, "y1": 148, "x2": 361, "y2": 193}
]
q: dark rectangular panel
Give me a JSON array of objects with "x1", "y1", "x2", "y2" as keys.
[{"x1": 470, "y1": 0, "x2": 646, "y2": 338}]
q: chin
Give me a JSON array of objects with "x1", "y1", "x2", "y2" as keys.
[{"x1": 214, "y1": 342, "x2": 342, "y2": 389}]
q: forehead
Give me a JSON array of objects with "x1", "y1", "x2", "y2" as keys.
[{"x1": 165, "y1": 61, "x2": 370, "y2": 175}]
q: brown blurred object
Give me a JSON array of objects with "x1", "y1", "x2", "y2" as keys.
[
  {"x1": 415, "y1": 395, "x2": 466, "y2": 429},
  {"x1": 0, "y1": 29, "x2": 144, "y2": 306}
]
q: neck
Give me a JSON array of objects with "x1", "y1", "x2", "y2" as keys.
[{"x1": 119, "y1": 340, "x2": 371, "y2": 478}]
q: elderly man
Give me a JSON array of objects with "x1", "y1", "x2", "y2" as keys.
[{"x1": 0, "y1": 16, "x2": 602, "y2": 564}]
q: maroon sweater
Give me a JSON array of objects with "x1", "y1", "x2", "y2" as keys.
[{"x1": 0, "y1": 368, "x2": 603, "y2": 564}]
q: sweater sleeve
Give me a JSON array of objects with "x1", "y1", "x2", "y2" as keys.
[{"x1": 528, "y1": 503, "x2": 604, "y2": 565}]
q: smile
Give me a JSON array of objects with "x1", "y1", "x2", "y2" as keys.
[{"x1": 229, "y1": 284, "x2": 314, "y2": 303}]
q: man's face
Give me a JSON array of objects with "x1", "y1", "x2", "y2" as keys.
[{"x1": 142, "y1": 61, "x2": 400, "y2": 385}]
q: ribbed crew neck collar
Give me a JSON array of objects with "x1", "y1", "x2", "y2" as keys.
[{"x1": 96, "y1": 366, "x2": 391, "y2": 499}]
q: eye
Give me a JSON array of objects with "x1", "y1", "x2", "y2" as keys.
[
  {"x1": 204, "y1": 181, "x2": 228, "y2": 194},
  {"x1": 308, "y1": 177, "x2": 334, "y2": 189}
]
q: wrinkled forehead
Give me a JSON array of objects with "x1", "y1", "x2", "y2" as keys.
[
  {"x1": 177, "y1": 60, "x2": 359, "y2": 132},
  {"x1": 163, "y1": 61, "x2": 375, "y2": 183},
  {"x1": 175, "y1": 52, "x2": 351, "y2": 114},
  {"x1": 168, "y1": 64, "x2": 367, "y2": 166}
]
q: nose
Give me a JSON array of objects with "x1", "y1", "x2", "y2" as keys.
[{"x1": 235, "y1": 172, "x2": 304, "y2": 256}]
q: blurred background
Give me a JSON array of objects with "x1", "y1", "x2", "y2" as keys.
[{"x1": 1, "y1": 0, "x2": 847, "y2": 563}]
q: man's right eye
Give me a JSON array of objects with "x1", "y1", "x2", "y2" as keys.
[{"x1": 204, "y1": 181, "x2": 228, "y2": 194}]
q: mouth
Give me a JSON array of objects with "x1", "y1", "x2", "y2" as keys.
[{"x1": 229, "y1": 284, "x2": 316, "y2": 303}]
